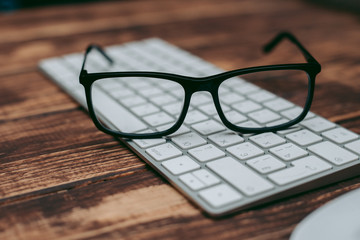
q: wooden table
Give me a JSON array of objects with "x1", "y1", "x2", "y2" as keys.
[{"x1": 1, "y1": 0, "x2": 360, "y2": 239}]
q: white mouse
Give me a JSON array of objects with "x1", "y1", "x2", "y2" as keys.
[{"x1": 290, "y1": 187, "x2": 360, "y2": 240}]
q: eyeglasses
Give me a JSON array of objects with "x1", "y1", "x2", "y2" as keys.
[{"x1": 79, "y1": 32, "x2": 321, "y2": 139}]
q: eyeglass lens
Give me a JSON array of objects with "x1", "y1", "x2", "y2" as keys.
[
  {"x1": 92, "y1": 77, "x2": 185, "y2": 134},
  {"x1": 91, "y1": 69, "x2": 309, "y2": 135},
  {"x1": 219, "y1": 69, "x2": 309, "y2": 129}
]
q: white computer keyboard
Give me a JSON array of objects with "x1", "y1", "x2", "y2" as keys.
[{"x1": 39, "y1": 38, "x2": 360, "y2": 217}]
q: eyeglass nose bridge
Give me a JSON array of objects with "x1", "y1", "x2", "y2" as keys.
[{"x1": 184, "y1": 77, "x2": 220, "y2": 94}]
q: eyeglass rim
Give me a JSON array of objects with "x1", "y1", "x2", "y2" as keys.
[
  {"x1": 80, "y1": 63, "x2": 318, "y2": 139},
  {"x1": 79, "y1": 31, "x2": 321, "y2": 139}
]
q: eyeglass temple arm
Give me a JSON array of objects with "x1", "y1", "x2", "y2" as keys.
[
  {"x1": 263, "y1": 32, "x2": 320, "y2": 65},
  {"x1": 79, "y1": 32, "x2": 318, "y2": 74},
  {"x1": 80, "y1": 44, "x2": 114, "y2": 75}
]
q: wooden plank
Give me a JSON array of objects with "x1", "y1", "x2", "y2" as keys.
[
  {"x1": 1, "y1": 0, "x2": 360, "y2": 239},
  {"x1": 0, "y1": 106, "x2": 146, "y2": 199},
  {"x1": 1, "y1": 0, "x2": 359, "y2": 75},
  {"x1": 0, "y1": 165, "x2": 359, "y2": 240},
  {"x1": 0, "y1": 71, "x2": 76, "y2": 121},
  {"x1": 1, "y1": 0, "x2": 360, "y2": 78},
  {"x1": 0, "y1": 0, "x2": 303, "y2": 44}
]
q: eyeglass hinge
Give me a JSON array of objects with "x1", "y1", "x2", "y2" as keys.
[
  {"x1": 80, "y1": 69, "x2": 88, "y2": 76},
  {"x1": 79, "y1": 70, "x2": 88, "y2": 83}
]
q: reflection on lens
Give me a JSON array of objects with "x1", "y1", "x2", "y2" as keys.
[
  {"x1": 92, "y1": 77, "x2": 185, "y2": 135},
  {"x1": 219, "y1": 70, "x2": 309, "y2": 129}
]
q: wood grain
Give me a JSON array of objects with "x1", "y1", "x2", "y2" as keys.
[{"x1": 1, "y1": 0, "x2": 360, "y2": 239}]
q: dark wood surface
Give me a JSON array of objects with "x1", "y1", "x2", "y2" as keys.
[{"x1": 1, "y1": 0, "x2": 360, "y2": 239}]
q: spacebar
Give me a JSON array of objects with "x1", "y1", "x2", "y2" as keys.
[
  {"x1": 93, "y1": 88, "x2": 147, "y2": 133},
  {"x1": 207, "y1": 157, "x2": 274, "y2": 196}
]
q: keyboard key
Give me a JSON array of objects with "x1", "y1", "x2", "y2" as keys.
[
  {"x1": 120, "y1": 95, "x2": 146, "y2": 107},
  {"x1": 248, "y1": 109, "x2": 281, "y2": 124},
  {"x1": 268, "y1": 156, "x2": 332, "y2": 185},
  {"x1": 198, "y1": 103, "x2": 230, "y2": 116},
  {"x1": 281, "y1": 107, "x2": 315, "y2": 120},
  {"x1": 157, "y1": 124, "x2": 191, "y2": 137},
  {"x1": 321, "y1": 127, "x2": 359, "y2": 144},
  {"x1": 109, "y1": 88, "x2": 134, "y2": 99},
  {"x1": 222, "y1": 77, "x2": 245, "y2": 88},
  {"x1": 234, "y1": 83, "x2": 259, "y2": 95},
  {"x1": 92, "y1": 88, "x2": 147, "y2": 132},
  {"x1": 207, "y1": 157, "x2": 274, "y2": 196},
  {"x1": 246, "y1": 155, "x2": 286, "y2": 174},
  {"x1": 344, "y1": 140, "x2": 360, "y2": 155},
  {"x1": 162, "y1": 102, "x2": 184, "y2": 116},
  {"x1": 180, "y1": 173, "x2": 205, "y2": 191},
  {"x1": 219, "y1": 92, "x2": 245, "y2": 105},
  {"x1": 248, "y1": 90, "x2": 275, "y2": 102},
  {"x1": 143, "y1": 111, "x2": 175, "y2": 127},
  {"x1": 208, "y1": 130, "x2": 244, "y2": 148},
  {"x1": 192, "y1": 169, "x2": 220, "y2": 186},
  {"x1": 301, "y1": 117, "x2": 336, "y2": 132},
  {"x1": 99, "y1": 80, "x2": 122, "y2": 91},
  {"x1": 172, "y1": 132, "x2": 207, "y2": 150},
  {"x1": 145, "y1": 143, "x2": 182, "y2": 161},
  {"x1": 191, "y1": 119, "x2": 225, "y2": 135},
  {"x1": 267, "y1": 119, "x2": 301, "y2": 135},
  {"x1": 39, "y1": 58, "x2": 74, "y2": 76},
  {"x1": 150, "y1": 94, "x2": 178, "y2": 106},
  {"x1": 190, "y1": 92, "x2": 212, "y2": 106},
  {"x1": 188, "y1": 144, "x2": 226, "y2": 162},
  {"x1": 53, "y1": 72, "x2": 79, "y2": 89},
  {"x1": 197, "y1": 103, "x2": 217, "y2": 115},
  {"x1": 127, "y1": 79, "x2": 152, "y2": 89},
  {"x1": 276, "y1": 126, "x2": 301, "y2": 135},
  {"x1": 220, "y1": 110, "x2": 247, "y2": 124},
  {"x1": 162, "y1": 156, "x2": 200, "y2": 175},
  {"x1": 100, "y1": 81, "x2": 124, "y2": 92},
  {"x1": 249, "y1": 132, "x2": 286, "y2": 148},
  {"x1": 199, "y1": 184, "x2": 243, "y2": 208},
  {"x1": 133, "y1": 138, "x2": 166, "y2": 149},
  {"x1": 308, "y1": 141, "x2": 358, "y2": 165},
  {"x1": 269, "y1": 143, "x2": 308, "y2": 161},
  {"x1": 130, "y1": 103, "x2": 160, "y2": 117},
  {"x1": 264, "y1": 98, "x2": 294, "y2": 112},
  {"x1": 158, "y1": 80, "x2": 181, "y2": 90},
  {"x1": 63, "y1": 54, "x2": 83, "y2": 74},
  {"x1": 227, "y1": 142, "x2": 264, "y2": 160},
  {"x1": 184, "y1": 110, "x2": 209, "y2": 125},
  {"x1": 170, "y1": 88, "x2": 185, "y2": 98},
  {"x1": 286, "y1": 129, "x2": 322, "y2": 146},
  {"x1": 138, "y1": 87, "x2": 163, "y2": 97},
  {"x1": 73, "y1": 88, "x2": 86, "y2": 102},
  {"x1": 238, "y1": 120, "x2": 261, "y2": 128},
  {"x1": 232, "y1": 100, "x2": 262, "y2": 114}
]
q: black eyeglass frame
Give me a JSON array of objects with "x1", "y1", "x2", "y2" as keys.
[{"x1": 79, "y1": 32, "x2": 321, "y2": 139}]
